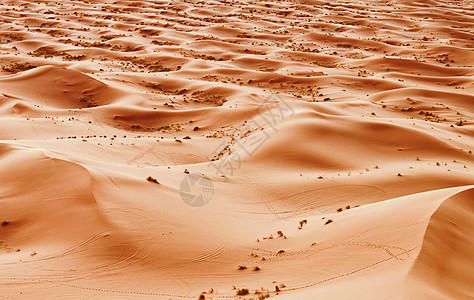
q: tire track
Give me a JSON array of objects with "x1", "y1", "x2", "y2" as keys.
[
  {"x1": 284, "y1": 246, "x2": 419, "y2": 292},
  {"x1": 239, "y1": 240, "x2": 413, "y2": 264},
  {"x1": 192, "y1": 242, "x2": 227, "y2": 263}
]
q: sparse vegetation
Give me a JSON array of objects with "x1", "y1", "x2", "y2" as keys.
[
  {"x1": 146, "y1": 176, "x2": 159, "y2": 184},
  {"x1": 236, "y1": 288, "x2": 249, "y2": 295},
  {"x1": 80, "y1": 96, "x2": 98, "y2": 108},
  {"x1": 2, "y1": 63, "x2": 36, "y2": 74},
  {"x1": 298, "y1": 219, "x2": 307, "y2": 229},
  {"x1": 148, "y1": 64, "x2": 172, "y2": 72},
  {"x1": 28, "y1": 47, "x2": 61, "y2": 58},
  {"x1": 144, "y1": 82, "x2": 187, "y2": 95},
  {"x1": 28, "y1": 46, "x2": 84, "y2": 60}
]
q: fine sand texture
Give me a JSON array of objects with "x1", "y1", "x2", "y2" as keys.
[{"x1": 0, "y1": 0, "x2": 473, "y2": 299}]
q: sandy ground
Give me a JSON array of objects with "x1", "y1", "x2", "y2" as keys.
[{"x1": 0, "y1": 0, "x2": 473, "y2": 299}]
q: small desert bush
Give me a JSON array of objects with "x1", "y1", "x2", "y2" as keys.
[
  {"x1": 146, "y1": 176, "x2": 159, "y2": 184},
  {"x1": 236, "y1": 288, "x2": 249, "y2": 295}
]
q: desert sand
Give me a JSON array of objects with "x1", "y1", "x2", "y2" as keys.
[{"x1": 0, "y1": 0, "x2": 473, "y2": 299}]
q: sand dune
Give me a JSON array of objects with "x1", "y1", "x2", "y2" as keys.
[
  {"x1": 0, "y1": 0, "x2": 473, "y2": 298},
  {"x1": 0, "y1": 66, "x2": 126, "y2": 108},
  {"x1": 406, "y1": 188, "x2": 474, "y2": 299}
]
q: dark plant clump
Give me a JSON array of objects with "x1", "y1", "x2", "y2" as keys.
[
  {"x1": 236, "y1": 288, "x2": 249, "y2": 295},
  {"x1": 146, "y1": 176, "x2": 159, "y2": 184}
]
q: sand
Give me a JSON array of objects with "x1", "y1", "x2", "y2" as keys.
[{"x1": 0, "y1": 0, "x2": 473, "y2": 299}]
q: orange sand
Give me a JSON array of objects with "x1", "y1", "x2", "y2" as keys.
[{"x1": 0, "y1": 0, "x2": 473, "y2": 298}]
